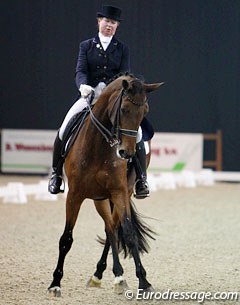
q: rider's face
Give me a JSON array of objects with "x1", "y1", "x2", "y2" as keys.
[{"x1": 98, "y1": 17, "x2": 119, "y2": 37}]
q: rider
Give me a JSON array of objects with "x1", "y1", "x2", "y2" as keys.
[{"x1": 48, "y1": 5, "x2": 150, "y2": 199}]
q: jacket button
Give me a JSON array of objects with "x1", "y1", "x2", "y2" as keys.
[{"x1": 104, "y1": 66, "x2": 107, "y2": 69}]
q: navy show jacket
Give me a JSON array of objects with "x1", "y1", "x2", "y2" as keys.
[{"x1": 75, "y1": 35, "x2": 130, "y2": 89}]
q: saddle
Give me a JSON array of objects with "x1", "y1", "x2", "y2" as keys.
[{"x1": 61, "y1": 108, "x2": 90, "y2": 158}]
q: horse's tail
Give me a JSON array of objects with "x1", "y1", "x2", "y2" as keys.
[
  {"x1": 117, "y1": 199, "x2": 156, "y2": 258},
  {"x1": 97, "y1": 200, "x2": 156, "y2": 258}
]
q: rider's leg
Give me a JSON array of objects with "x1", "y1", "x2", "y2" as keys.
[
  {"x1": 58, "y1": 83, "x2": 105, "y2": 139},
  {"x1": 48, "y1": 97, "x2": 89, "y2": 194},
  {"x1": 48, "y1": 132, "x2": 65, "y2": 194},
  {"x1": 133, "y1": 128, "x2": 150, "y2": 199},
  {"x1": 48, "y1": 83, "x2": 107, "y2": 194},
  {"x1": 58, "y1": 98, "x2": 89, "y2": 140}
]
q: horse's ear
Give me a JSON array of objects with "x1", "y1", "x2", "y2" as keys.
[
  {"x1": 122, "y1": 79, "x2": 129, "y2": 90},
  {"x1": 144, "y1": 82, "x2": 164, "y2": 93}
]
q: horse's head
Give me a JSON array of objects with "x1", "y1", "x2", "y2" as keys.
[{"x1": 107, "y1": 75, "x2": 163, "y2": 159}]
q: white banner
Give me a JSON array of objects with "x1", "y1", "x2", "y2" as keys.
[
  {"x1": 149, "y1": 132, "x2": 203, "y2": 172},
  {"x1": 1, "y1": 129, "x2": 203, "y2": 174},
  {"x1": 1, "y1": 129, "x2": 57, "y2": 174}
]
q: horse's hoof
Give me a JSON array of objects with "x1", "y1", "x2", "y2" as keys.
[
  {"x1": 48, "y1": 286, "x2": 61, "y2": 297},
  {"x1": 114, "y1": 279, "x2": 129, "y2": 295},
  {"x1": 86, "y1": 276, "x2": 102, "y2": 288},
  {"x1": 141, "y1": 285, "x2": 154, "y2": 293}
]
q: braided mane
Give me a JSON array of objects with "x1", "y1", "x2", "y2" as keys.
[{"x1": 106, "y1": 71, "x2": 144, "y2": 85}]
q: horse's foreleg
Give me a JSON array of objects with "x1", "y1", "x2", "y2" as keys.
[
  {"x1": 48, "y1": 224, "x2": 73, "y2": 296},
  {"x1": 48, "y1": 192, "x2": 83, "y2": 297}
]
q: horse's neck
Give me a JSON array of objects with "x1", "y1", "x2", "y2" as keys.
[
  {"x1": 92, "y1": 93, "x2": 112, "y2": 123},
  {"x1": 78, "y1": 88, "x2": 118, "y2": 151},
  {"x1": 80, "y1": 96, "x2": 111, "y2": 148}
]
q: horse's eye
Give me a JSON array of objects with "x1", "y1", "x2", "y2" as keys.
[{"x1": 121, "y1": 106, "x2": 130, "y2": 114}]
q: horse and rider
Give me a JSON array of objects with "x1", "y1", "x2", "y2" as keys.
[{"x1": 47, "y1": 5, "x2": 163, "y2": 297}]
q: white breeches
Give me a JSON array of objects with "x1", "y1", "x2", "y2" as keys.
[
  {"x1": 58, "y1": 82, "x2": 143, "y2": 144},
  {"x1": 59, "y1": 97, "x2": 89, "y2": 140},
  {"x1": 136, "y1": 126, "x2": 142, "y2": 143}
]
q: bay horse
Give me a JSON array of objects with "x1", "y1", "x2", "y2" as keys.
[{"x1": 48, "y1": 73, "x2": 163, "y2": 297}]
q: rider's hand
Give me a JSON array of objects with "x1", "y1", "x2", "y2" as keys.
[{"x1": 79, "y1": 84, "x2": 94, "y2": 98}]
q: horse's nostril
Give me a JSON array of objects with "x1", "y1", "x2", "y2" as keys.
[
  {"x1": 119, "y1": 149, "x2": 130, "y2": 159},
  {"x1": 119, "y1": 150, "x2": 126, "y2": 158}
]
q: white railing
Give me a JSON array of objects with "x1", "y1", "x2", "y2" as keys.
[{"x1": 0, "y1": 170, "x2": 216, "y2": 204}]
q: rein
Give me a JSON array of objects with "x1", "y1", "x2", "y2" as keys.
[{"x1": 87, "y1": 88, "x2": 140, "y2": 147}]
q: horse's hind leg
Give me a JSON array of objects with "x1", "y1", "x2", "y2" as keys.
[
  {"x1": 48, "y1": 192, "x2": 84, "y2": 297},
  {"x1": 86, "y1": 237, "x2": 110, "y2": 288},
  {"x1": 87, "y1": 232, "x2": 128, "y2": 293},
  {"x1": 121, "y1": 215, "x2": 153, "y2": 292}
]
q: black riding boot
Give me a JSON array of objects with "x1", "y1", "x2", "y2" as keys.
[
  {"x1": 48, "y1": 133, "x2": 64, "y2": 194},
  {"x1": 133, "y1": 140, "x2": 150, "y2": 199}
]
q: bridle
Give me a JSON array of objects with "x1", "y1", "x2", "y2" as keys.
[
  {"x1": 87, "y1": 86, "x2": 147, "y2": 147},
  {"x1": 122, "y1": 90, "x2": 148, "y2": 106}
]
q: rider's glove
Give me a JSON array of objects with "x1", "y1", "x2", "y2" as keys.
[{"x1": 79, "y1": 84, "x2": 95, "y2": 98}]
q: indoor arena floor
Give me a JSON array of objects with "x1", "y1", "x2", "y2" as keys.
[{"x1": 0, "y1": 175, "x2": 240, "y2": 305}]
